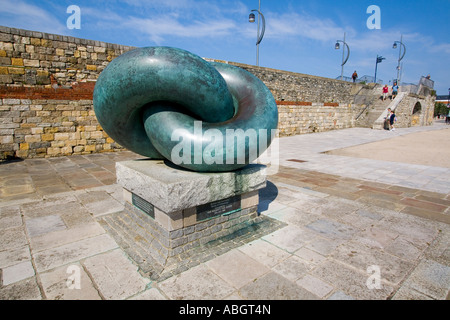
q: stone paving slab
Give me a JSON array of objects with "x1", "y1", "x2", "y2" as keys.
[
  {"x1": 33, "y1": 233, "x2": 118, "y2": 273},
  {"x1": 81, "y1": 249, "x2": 150, "y2": 300},
  {"x1": 206, "y1": 250, "x2": 271, "y2": 289},
  {"x1": 0, "y1": 124, "x2": 449, "y2": 300},
  {"x1": 158, "y1": 264, "x2": 235, "y2": 300},
  {"x1": 238, "y1": 271, "x2": 319, "y2": 300},
  {"x1": 39, "y1": 262, "x2": 102, "y2": 300},
  {"x1": 26, "y1": 214, "x2": 66, "y2": 237},
  {"x1": 1, "y1": 261, "x2": 34, "y2": 286}
]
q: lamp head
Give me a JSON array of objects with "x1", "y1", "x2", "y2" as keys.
[{"x1": 249, "y1": 13, "x2": 256, "y2": 23}]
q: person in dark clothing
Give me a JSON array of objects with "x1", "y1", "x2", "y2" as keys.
[
  {"x1": 352, "y1": 71, "x2": 358, "y2": 83},
  {"x1": 389, "y1": 109, "x2": 397, "y2": 131}
]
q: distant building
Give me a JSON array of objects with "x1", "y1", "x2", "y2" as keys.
[{"x1": 435, "y1": 95, "x2": 449, "y2": 105}]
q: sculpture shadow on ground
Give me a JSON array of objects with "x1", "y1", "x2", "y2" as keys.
[{"x1": 258, "y1": 180, "x2": 279, "y2": 213}]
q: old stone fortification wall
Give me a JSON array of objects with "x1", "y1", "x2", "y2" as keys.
[
  {"x1": 0, "y1": 26, "x2": 403, "y2": 160},
  {"x1": 276, "y1": 101, "x2": 361, "y2": 136},
  {"x1": 0, "y1": 26, "x2": 134, "y2": 159},
  {"x1": 0, "y1": 26, "x2": 134, "y2": 86},
  {"x1": 223, "y1": 62, "x2": 362, "y2": 104},
  {"x1": 394, "y1": 93, "x2": 435, "y2": 128}
]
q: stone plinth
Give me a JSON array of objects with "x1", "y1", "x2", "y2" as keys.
[
  {"x1": 116, "y1": 160, "x2": 266, "y2": 216},
  {"x1": 113, "y1": 160, "x2": 268, "y2": 278}
]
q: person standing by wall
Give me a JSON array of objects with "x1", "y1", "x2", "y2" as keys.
[
  {"x1": 389, "y1": 109, "x2": 397, "y2": 131},
  {"x1": 352, "y1": 71, "x2": 358, "y2": 83}
]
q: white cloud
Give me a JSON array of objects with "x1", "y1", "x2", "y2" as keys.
[
  {"x1": 0, "y1": 0, "x2": 66, "y2": 34},
  {"x1": 121, "y1": 0, "x2": 192, "y2": 9},
  {"x1": 121, "y1": 15, "x2": 238, "y2": 44},
  {"x1": 431, "y1": 43, "x2": 450, "y2": 54},
  {"x1": 263, "y1": 12, "x2": 347, "y2": 43},
  {"x1": 79, "y1": 0, "x2": 246, "y2": 45}
]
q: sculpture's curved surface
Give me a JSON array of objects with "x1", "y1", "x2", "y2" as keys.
[{"x1": 93, "y1": 46, "x2": 278, "y2": 172}]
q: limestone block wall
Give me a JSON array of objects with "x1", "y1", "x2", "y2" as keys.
[
  {"x1": 0, "y1": 26, "x2": 133, "y2": 159},
  {"x1": 0, "y1": 26, "x2": 401, "y2": 160},
  {"x1": 277, "y1": 101, "x2": 364, "y2": 136},
  {"x1": 394, "y1": 93, "x2": 435, "y2": 128},
  {"x1": 0, "y1": 26, "x2": 135, "y2": 87},
  {"x1": 208, "y1": 60, "x2": 363, "y2": 104},
  {"x1": 0, "y1": 95, "x2": 123, "y2": 160}
]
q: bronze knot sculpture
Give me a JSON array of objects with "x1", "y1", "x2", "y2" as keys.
[{"x1": 93, "y1": 47, "x2": 278, "y2": 172}]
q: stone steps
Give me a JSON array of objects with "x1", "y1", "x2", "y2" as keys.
[
  {"x1": 366, "y1": 98, "x2": 393, "y2": 126},
  {"x1": 372, "y1": 92, "x2": 407, "y2": 129}
]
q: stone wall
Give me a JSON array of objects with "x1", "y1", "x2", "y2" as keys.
[
  {"x1": 0, "y1": 26, "x2": 134, "y2": 87},
  {"x1": 277, "y1": 101, "x2": 364, "y2": 136},
  {"x1": 0, "y1": 26, "x2": 134, "y2": 159},
  {"x1": 0, "y1": 26, "x2": 424, "y2": 160},
  {"x1": 225, "y1": 61, "x2": 363, "y2": 104},
  {"x1": 394, "y1": 93, "x2": 435, "y2": 128},
  {"x1": 0, "y1": 95, "x2": 123, "y2": 160}
]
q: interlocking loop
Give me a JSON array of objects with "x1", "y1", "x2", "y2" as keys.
[{"x1": 93, "y1": 46, "x2": 278, "y2": 172}]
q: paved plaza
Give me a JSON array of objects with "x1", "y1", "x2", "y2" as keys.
[{"x1": 0, "y1": 122, "x2": 449, "y2": 300}]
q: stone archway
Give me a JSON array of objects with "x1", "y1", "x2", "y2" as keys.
[{"x1": 411, "y1": 101, "x2": 422, "y2": 126}]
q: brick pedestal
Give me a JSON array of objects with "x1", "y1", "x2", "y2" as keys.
[{"x1": 113, "y1": 160, "x2": 268, "y2": 278}]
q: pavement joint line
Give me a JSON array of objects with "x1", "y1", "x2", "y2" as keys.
[
  {"x1": 79, "y1": 258, "x2": 107, "y2": 300},
  {"x1": 20, "y1": 209, "x2": 47, "y2": 300}
]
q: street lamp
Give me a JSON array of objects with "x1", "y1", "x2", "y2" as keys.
[
  {"x1": 249, "y1": 1, "x2": 265, "y2": 66},
  {"x1": 393, "y1": 35, "x2": 406, "y2": 84},
  {"x1": 334, "y1": 32, "x2": 350, "y2": 81},
  {"x1": 374, "y1": 55, "x2": 385, "y2": 84}
]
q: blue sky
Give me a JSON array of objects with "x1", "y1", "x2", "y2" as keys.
[{"x1": 1, "y1": 0, "x2": 449, "y2": 94}]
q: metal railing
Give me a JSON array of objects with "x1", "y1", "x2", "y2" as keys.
[{"x1": 336, "y1": 75, "x2": 383, "y2": 85}]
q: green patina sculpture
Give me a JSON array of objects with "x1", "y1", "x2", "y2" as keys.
[{"x1": 93, "y1": 46, "x2": 278, "y2": 172}]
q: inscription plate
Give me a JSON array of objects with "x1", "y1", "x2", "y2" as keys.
[
  {"x1": 132, "y1": 193, "x2": 155, "y2": 218},
  {"x1": 197, "y1": 195, "x2": 241, "y2": 221}
]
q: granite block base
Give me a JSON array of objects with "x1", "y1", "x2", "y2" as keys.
[{"x1": 104, "y1": 159, "x2": 284, "y2": 280}]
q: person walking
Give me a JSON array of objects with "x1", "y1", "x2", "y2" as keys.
[
  {"x1": 382, "y1": 85, "x2": 389, "y2": 101},
  {"x1": 392, "y1": 82, "x2": 398, "y2": 99}
]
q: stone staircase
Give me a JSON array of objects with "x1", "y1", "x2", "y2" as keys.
[
  {"x1": 354, "y1": 85, "x2": 407, "y2": 130},
  {"x1": 354, "y1": 84, "x2": 385, "y2": 128},
  {"x1": 372, "y1": 92, "x2": 407, "y2": 129},
  {"x1": 366, "y1": 97, "x2": 393, "y2": 128}
]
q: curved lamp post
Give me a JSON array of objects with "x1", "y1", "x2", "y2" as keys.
[
  {"x1": 249, "y1": 4, "x2": 265, "y2": 66},
  {"x1": 335, "y1": 33, "x2": 350, "y2": 81},
  {"x1": 393, "y1": 35, "x2": 406, "y2": 84}
]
